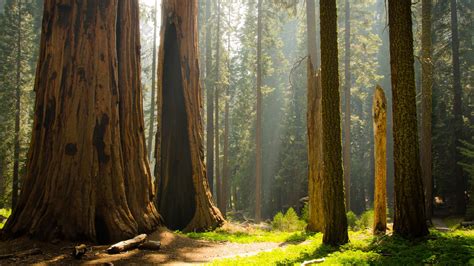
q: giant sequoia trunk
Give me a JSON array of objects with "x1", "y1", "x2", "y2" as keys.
[
  {"x1": 373, "y1": 86, "x2": 387, "y2": 234},
  {"x1": 306, "y1": 0, "x2": 323, "y2": 233},
  {"x1": 3, "y1": 0, "x2": 160, "y2": 243},
  {"x1": 154, "y1": 0, "x2": 224, "y2": 232},
  {"x1": 320, "y1": 0, "x2": 349, "y2": 246},
  {"x1": 388, "y1": 0, "x2": 429, "y2": 238},
  {"x1": 420, "y1": 0, "x2": 433, "y2": 220}
]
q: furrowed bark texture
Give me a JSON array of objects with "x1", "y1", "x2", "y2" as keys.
[
  {"x1": 155, "y1": 0, "x2": 224, "y2": 232},
  {"x1": 4, "y1": 0, "x2": 160, "y2": 243},
  {"x1": 373, "y1": 85, "x2": 387, "y2": 234},
  {"x1": 320, "y1": 0, "x2": 349, "y2": 246},
  {"x1": 388, "y1": 0, "x2": 429, "y2": 238}
]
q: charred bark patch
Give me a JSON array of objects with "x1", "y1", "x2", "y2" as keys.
[
  {"x1": 57, "y1": 3, "x2": 72, "y2": 28},
  {"x1": 95, "y1": 215, "x2": 110, "y2": 244},
  {"x1": 44, "y1": 99, "x2": 55, "y2": 129},
  {"x1": 93, "y1": 114, "x2": 110, "y2": 164},
  {"x1": 158, "y1": 23, "x2": 196, "y2": 230}
]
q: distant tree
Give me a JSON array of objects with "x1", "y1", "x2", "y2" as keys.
[
  {"x1": 388, "y1": 0, "x2": 429, "y2": 238},
  {"x1": 320, "y1": 0, "x2": 348, "y2": 246},
  {"x1": 343, "y1": 0, "x2": 351, "y2": 212},
  {"x1": 3, "y1": 0, "x2": 160, "y2": 242},
  {"x1": 420, "y1": 0, "x2": 433, "y2": 220},
  {"x1": 255, "y1": 0, "x2": 263, "y2": 223},
  {"x1": 155, "y1": 0, "x2": 224, "y2": 231}
]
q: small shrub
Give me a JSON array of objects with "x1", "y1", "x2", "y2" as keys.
[
  {"x1": 356, "y1": 210, "x2": 374, "y2": 230},
  {"x1": 272, "y1": 208, "x2": 306, "y2": 232},
  {"x1": 346, "y1": 211, "x2": 357, "y2": 229}
]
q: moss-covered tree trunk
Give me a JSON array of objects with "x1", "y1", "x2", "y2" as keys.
[
  {"x1": 320, "y1": 0, "x2": 349, "y2": 246},
  {"x1": 155, "y1": 0, "x2": 225, "y2": 232},
  {"x1": 373, "y1": 85, "x2": 387, "y2": 234},
  {"x1": 388, "y1": 0, "x2": 429, "y2": 238},
  {"x1": 420, "y1": 0, "x2": 433, "y2": 220},
  {"x1": 3, "y1": 0, "x2": 160, "y2": 243}
]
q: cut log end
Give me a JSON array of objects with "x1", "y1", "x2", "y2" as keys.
[{"x1": 72, "y1": 244, "x2": 87, "y2": 259}]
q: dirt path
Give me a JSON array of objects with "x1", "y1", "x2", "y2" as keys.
[{"x1": 0, "y1": 228, "x2": 295, "y2": 265}]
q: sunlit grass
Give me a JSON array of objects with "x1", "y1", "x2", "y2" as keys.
[
  {"x1": 209, "y1": 229, "x2": 474, "y2": 265},
  {"x1": 183, "y1": 227, "x2": 316, "y2": 244},
  {"x1": 0, "y1": 208, "x2": 11, "y2": 229}
]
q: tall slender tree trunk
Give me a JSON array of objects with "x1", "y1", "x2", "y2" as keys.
[
  {"x1": 306, "y1": 0, "x2": 323, "y2": 232},
  {"x1": 205, "y1": 0, "x2": 215, "y2": 196},
  {"x1": 388, "y1": 0, "x2": 429, "y2": 238},
  {"x1": 222, "y1": 3, "x2": 232, "y2": 217},
  {"x1": 4, "y1": 0, "x2": 160, "y2": 243},
  {"x1": 320, "y1": 0, "x2": 349, "y2": 246},
  {"x1": 147, "y1": 0, "x2": 159, "y2": 161},
  {"x1": 255, "y1": 0, "x2": 263, "y2": 223},
  {"x1": 421, "y1": 0, "x2": 433, "y2": 220},
  {"x1": 12, "y1": 0, "x2": 22, "y2": 210},
  {"x1": 155, "y1": 0, "x2": 225, "y2": 232},
  {"x1": 373, "y1": 85, "x2": 387, "y2": 234},
  {"x1": 450, "y1": 0, "x2": 465, "y2": 215},
  {"x1": 215, "y1": 0, "x2": 222, "y2": 211},
  {"x1": 343, "y1": 0, "x2": 351, "y2": 212}
]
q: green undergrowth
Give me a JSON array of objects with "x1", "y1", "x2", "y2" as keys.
[
  {"x1": 209, "y1": 229, "x2": 474, "y2": 265},
  {"x1": 184, "y1": 228, "x2": 315, "y2": 244},
  {"x1": 0, "y1": 209, "x2": 11, "y2": 229}
]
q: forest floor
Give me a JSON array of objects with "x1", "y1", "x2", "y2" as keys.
[
  {"x1": 0, "y1": 218, "x2": 473, "y2": 265},
  {"x1": 0, "y1": 223, "x2": 309, "y2": 265}
]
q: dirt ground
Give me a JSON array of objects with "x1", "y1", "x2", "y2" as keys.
[{"x1": 0, "y1": 227, "x2": 288, "y2": 265}]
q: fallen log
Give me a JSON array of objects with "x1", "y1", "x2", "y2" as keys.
[
  {"x1": 0, "y1": 248, "x2": 42, "y2": 260},
  {"x1": 106, "y1": 234, "x2": 147, "y2": 254},
  {"x1": 301, "y1": 258, "x2": 325, "y2": 265},
  {"x1": 72, "y1": 244, "x2": 87, "y2": 259},
  {"x1": 461, "y1": 221, "x2": 474, "y2": 227},
  {"x1": 138, "y1": 241, "x2": 161, "y2": 251}
]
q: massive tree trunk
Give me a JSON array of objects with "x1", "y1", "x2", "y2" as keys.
[
  {"x1": 205, "y1": 0, "x2": 215, "y2": 196},
  {"x1": 320, "y1": 0, "x2": 349, "y2": 246},
  {"x1": 388, "y1": 0, "x2": 429, "y2": 238},
  {"x1": 155, "y1": 0, "x2": 225, "y2": 232},
  {"x1": 147, "y1": 0, "x2": 159, "y2": 161},
  {"x1": 4, "y1": 0, "x2": 160, "y2": 243},
  {"x1": 373, "y1": 85, "x2": 387, "y2": 234},
  {"x1": 450, "y1": 0, "x2": 465, "y2": 215},
  {"x1": 255, "y1": 0, "x2": 263, "y2": 223},
  {"x1": 343, "y1": 0, "x2": 351, "y2": 212},
  {"x1": 12, "y1": 0, "x2": 22, "y2": 210},
  {"x1": 421, "y1": 0, "x2": 433, "y2": 220},
  {"x1": 306, "y1": 0, "x2": 323, "y2": 232}
]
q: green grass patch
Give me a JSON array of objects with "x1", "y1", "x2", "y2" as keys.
[
  {"x1": 0, "y1": 208, "x2": 11, "y2": 229},
  {"x1": 210, "y1": 229, "x2": 474, "y2": 265},
  {"x1": 185, "y1": 228, "x2": 315, "y2": 244},
  {"x1": 443, "y1": 216, "x2": 464, "y2": 229}
]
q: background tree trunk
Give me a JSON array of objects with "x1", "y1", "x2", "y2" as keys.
[
  {"x1": 320, "y1": 0, "x2": 349, "y2": 246},
  {"x1": 215, "y1": 0, "x2": 222, "y2": 212},
  {"x1": 421, "y1": 0, "x2": 433, "y2": 220},
  {"x1": 388, "y1": 0, "x2": 429, "y2": 238},
  {"x1": 4, "y1": 0, "x2": 160, "y2": 243},
  {"x1": 306, "y1": 0, "x2": 323, "y2": 232},
  {"x1": 147, "y1": 0, "x2": 159, "y2": 161},
  {"x1": 450, "y1": 0, "x2": 465, "y2": 215},
  {"x1": 205, "y1": 0, "x2": 215, "y2": 196},
  {"x1": 373, "y1": 85, "x2": 387, "y2": 234},
  {"x1": 343, "y1": 0, "x2": 351, "y2": 212},
  {"x1": 255, "y1": 0, "x2": 263, "y2": 223},
  {"x1": 12, "y1": 0, "x2": 22, "y2": 210},
  {"x1": 155, "y1": 0, "x2": 225, "y2": 232}
]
